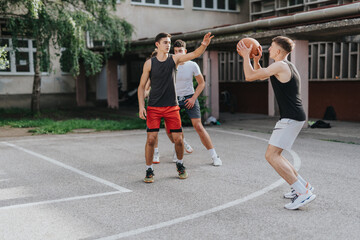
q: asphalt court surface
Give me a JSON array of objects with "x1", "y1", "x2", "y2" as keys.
[{"x1": 0, "y1": 127, "x2": 359, "y2": 240}]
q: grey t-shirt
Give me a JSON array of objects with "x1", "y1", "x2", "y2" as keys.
[{"x1": 176, "y1": 61, "x2": 201, "y2": 97}]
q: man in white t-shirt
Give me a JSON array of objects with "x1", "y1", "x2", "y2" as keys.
[{"x1": 163, "y1": 39, "x2": 222, "y2": 166}]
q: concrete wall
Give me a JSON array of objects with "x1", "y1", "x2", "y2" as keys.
[
  {"x1": 0, "y1": 93, "x2": 76, "y2": 109},
  {"x1": 115, "y1": 0, "x2": 246, "y2": 40}
]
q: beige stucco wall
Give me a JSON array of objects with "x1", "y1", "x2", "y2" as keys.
[{"x1": 116, "y1": 0, "x2": 247, "y2": 40}]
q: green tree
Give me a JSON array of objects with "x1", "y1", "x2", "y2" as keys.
[
  {"x1": 0, "y1": 0, "x2": 133, "y2": 113},
  {"x1": 0, "y1": 45, "x2": 9, "y2": 70}
]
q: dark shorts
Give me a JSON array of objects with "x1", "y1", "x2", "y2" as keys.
[
  {"x1": 146, "y1": 106, "x2": 182, "y2": 133},
  {"x1": 178, "y1": 94, "x2": 201, "y2": 119}
]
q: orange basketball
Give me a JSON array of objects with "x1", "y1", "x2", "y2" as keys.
[{"x1": 238, "y1": 38, "x2": 260, "y2": 58}]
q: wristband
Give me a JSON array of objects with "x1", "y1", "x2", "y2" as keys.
[{"x1": 201, "y1": 42, "x2": 207, "y2": 46}]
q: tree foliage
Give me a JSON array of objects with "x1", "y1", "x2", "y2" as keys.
[
  {"x1": 0, "y1": 0, "x2": 133, "y2": 112},
  {"x1": 1, "y1": 0, "x2": 132, "y2": 76},
  {"x1": 0, "y1": 45, "x2": 9, "y2": 70}
]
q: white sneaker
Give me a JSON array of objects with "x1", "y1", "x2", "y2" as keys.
[
  {"x1": 212, "y1": 155, "x2": 222, "y2": 166},
  {"x1": 184, "y1": 140, "x2": 193, "y2": 154},
  {"x1": 284, "y1": 190, "x2": 316, "y2": 210},
  {"x1": 153, "y1": 151, "x2": 160, "y2": 164},
  {"x1": 172, "y1": 151, "x2": 177, "y2": 163},
  {"x1": 284, "y1": 183, "x2": 314, "y2": 199}
]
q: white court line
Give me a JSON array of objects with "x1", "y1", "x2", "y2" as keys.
[
  {"x1": 97, "y1": 129, "x2": 301, "y2": 240},
  {"x1": 0, "y1": 191, "x2": 122, "y2": 211},
  {"x1": 1, "y1": 142, "x2": 131, "y2": 193}
]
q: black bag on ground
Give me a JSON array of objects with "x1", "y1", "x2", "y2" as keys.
[
  {"x1": 310, "y1": 120, "x2": 331, "y2": 128},
  {"x1": 323, "y1": 106, "x2": 336, "y2": 120}
]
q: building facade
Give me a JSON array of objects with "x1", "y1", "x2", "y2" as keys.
[
  {"x1": 1, "y1": 0, "x2": 360, "y2": 122},
  {"x1": 0, "y1": 0, "x2": 247, "y2": 109}
]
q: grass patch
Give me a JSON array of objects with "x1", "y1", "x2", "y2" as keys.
[
  {"x1": 29, "y1": 118, "x2": 146, "y2": 134},
  {"x1": 0, "y1": 107, "x2": 147, "y2": 135}
]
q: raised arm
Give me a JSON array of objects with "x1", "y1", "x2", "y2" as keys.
[
  {"x1": 237, "y1": 41, "x2": 283, "y2": 81},
  {"x1": 137, "y1": 59, "x2": 151, "y2": 119},
  {"x1": 173, "y1": 32, "x2": 214, "y2": 65}
]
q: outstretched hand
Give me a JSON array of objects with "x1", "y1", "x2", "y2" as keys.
[{"x1": 202, "y1": 32, "x2": 214, "y2": 46}]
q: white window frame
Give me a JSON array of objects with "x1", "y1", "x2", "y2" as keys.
[
  {"x1": 0, "y1": 38, "x2": 36, "y2": 75},
  {"x1": 130, "y1": 0, "x2": 184, "y2": 9},
  {"x1": 0, "y1": 38, "x2": 50, "y2": 76},
  {"x1": 193, "y1": 0, "x2": 239, "y2": 12}
]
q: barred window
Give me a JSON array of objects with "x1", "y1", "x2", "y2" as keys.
[
  {"x1": 193, "y1": 0, "x2": 238, "y2": 12},
  {"x1": 218, "y1": 48, "x2": 269, "y2": 82},
  {"x1": 131, "y1": 0, "x2": 183, "y2": 8},
  {"x1": 309, "y1": 42, "x2": 360, "y2": 81}
]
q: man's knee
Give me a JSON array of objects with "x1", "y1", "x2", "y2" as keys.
[
  {"x1": 147, "y1": 134, "x2": 158, "y2": 146},
  {"x1": 265, "y1": 151, "x2": 273, "y2": 162},
  {"x1": 192, "y1": 119, "x2": 204, "y2": 132},
  {"x1": 265, "y1": 147, "x2": 281, "y2": 163},
  {"x1": 172, "y1": 134, "x2": 183, "y2": 145}
]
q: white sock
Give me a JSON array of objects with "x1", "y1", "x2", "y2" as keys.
[
  {"x1": 154, "y1": 148, "x2": 159, "y2": 154},
  {"x1": 291, "y1": 180, "x2": 307, "y2": 194},
  {"x1": 208, "y1": 148, "x2": 217, "y2": 158},
  {"x1": 297, "y1": 174, "x2": 308, "y2": 187},
  {"x1": 176, "y1": 159, "x2": 183, "y2": 164},
  {"x1": 183, "y1": 138, "x2": 188, "y2": 144},
  {"x1": 146, "y1": 165, "x2": 153, "y2": 170}
]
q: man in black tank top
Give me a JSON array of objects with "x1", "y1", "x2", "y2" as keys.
[
  {"x1": 237, "y1": 36, "x2": 316, "y2": 210},
  {"x1": 137, "y1": 32, "x2": 214, "y2": 183}
]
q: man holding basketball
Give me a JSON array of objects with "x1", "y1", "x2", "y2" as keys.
[
  {"x1": 138, "y1": 32, "x2": 214, "y2": 183},
  {"x1": 237, "y1": 36, "x2": 316, "y2": 210}
]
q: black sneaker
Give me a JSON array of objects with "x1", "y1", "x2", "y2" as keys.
[
  {"x1": 144, "y1": 168, "x2": 154, "y2": 183},
  {"x1": 176, "y1": 162, "x2": 188, "y2": 179}
]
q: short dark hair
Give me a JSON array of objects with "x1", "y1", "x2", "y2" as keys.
[
  {"x1": 155, "y1": 32, "x2": 171, "y2": 43},
  {"x1": 173, "y1": 39, "x2": 186, "y2": 49},
  {"x1": 272, "y1": 36, "x2": 295, "y2": 53}
]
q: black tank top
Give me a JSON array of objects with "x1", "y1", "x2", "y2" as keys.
[
  {"x1": 270, "y1": 60, "x2": 306, "y2": 121},
  {"x1": 148, "y1": 54, "x2": 177, "y2": 107}
]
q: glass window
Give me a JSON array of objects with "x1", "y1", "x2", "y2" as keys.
[
  {"x1": 0, "y1": 51, "x2": 10, "y2": 72},
  {"x1": 17, "y1": 40, "x2": 28, "y2": 48},
  {"x1": 0, "y1": 38, "x2": 39, "y2": 74},
  {"x1": 229, "y1": 0, "x2": 236, "y2": 10},
  {"x1": 131, "y1": 0, "x2": 182, "y2": 7},
  {"x1": 0, "y1": 39, "x2": 9, "y2": 47},
  {"x1": 217, "y1": 0, "x2": 225, "y2": 9},
  {"x1": 193, "y1": 0, "x2": 202, "y2": 7},
  {"x1": 194, "y1": 0, "x2": 237, "y2": 11},
  {"x1": 205, "y1": 0, "x2": 213, "y2": 8},
  {"x1": 16, "y1": 52, "x2": 30, "y2": 72}
]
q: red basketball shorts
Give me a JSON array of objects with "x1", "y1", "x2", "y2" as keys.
[{"x1": 146, "y1": 106, "x2": 182, "y2": 133}]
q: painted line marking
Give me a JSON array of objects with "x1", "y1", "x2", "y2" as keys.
[
  {"x1": 1, "y1": 142, "x2": 132, "y2": 193},
  {"x1": 0, "y1": 191, "x2": 122, "y2": 211},
  {"x1": 96, "y1": 129, "x2": 301, "y2": 240}
]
